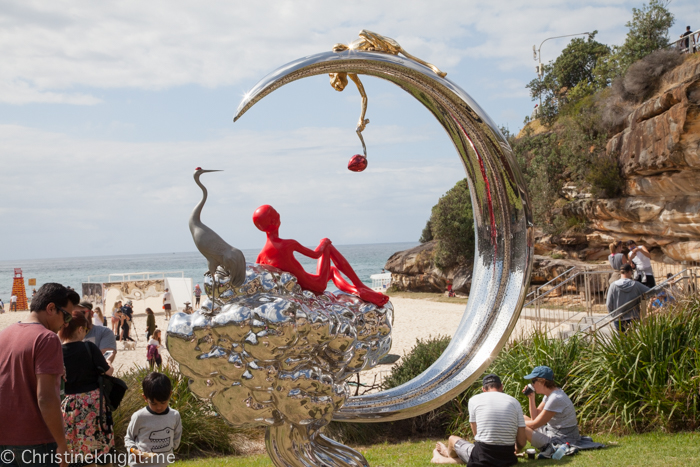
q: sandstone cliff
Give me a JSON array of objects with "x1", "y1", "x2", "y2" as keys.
[
  {"x1": 384, "y1": 241, "x2": 471, "y2": 294},
  {"x1": 387, "y1": 56, "x2": 700, "y2": 293},
  {"x1": 546, "y1": 55, "x2": 700, "y2": 263}
]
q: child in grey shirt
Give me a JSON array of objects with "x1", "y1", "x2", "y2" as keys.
[{"x1": 125, "y1": 372, "x2": 182, "y2": 466}]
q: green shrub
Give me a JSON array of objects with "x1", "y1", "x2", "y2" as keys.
[
  {"x1": 586, "y1": 153, "x2": 624, "y2": 198},
  {"x1": 570, "y1": 296, "x2": 700, "y2": 433},
  {"x1": 447, "y1": 331, "x2": 588, "y2": 437},
  {"x1": 419, "y1": 220, "x2": 433, "y2": 243},
  {"x1": 382, "y1": 335, "x2": 452, "y2": 390},
  {"x1": 112, "y1": 362, "x2": 243, "y2": 457}
]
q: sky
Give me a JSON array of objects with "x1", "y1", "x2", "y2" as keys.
[{"x1": 0, "y1": 0, "x2": 695, "y2": 261}]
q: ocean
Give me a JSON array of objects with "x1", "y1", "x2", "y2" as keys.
[{"x1": 0, "y1": 242, "x2": 417, "y2": 299}]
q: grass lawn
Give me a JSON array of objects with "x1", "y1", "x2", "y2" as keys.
[{"x1": 177, "y1": 432, "x2": 700, "y2": 466}]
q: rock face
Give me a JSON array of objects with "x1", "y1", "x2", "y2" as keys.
[
  {"x1": 384, "y1": 241, "x2": 472, "y2": 294},
  {"x1": 549, "y1": 56, "x2": 700, "y2": 263}
]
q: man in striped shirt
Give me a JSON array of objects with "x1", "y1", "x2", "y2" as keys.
[{"x1": 431, "y1": 374, "x2": 526, "y2": 466}]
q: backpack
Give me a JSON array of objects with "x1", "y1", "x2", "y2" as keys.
[{"x1": 147, "y1": 344, "x2": 161, "y2": 362}]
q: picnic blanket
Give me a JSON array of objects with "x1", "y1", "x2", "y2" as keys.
[{"x1": 537, "y1": 436, "x2": 605, "y2": 459}]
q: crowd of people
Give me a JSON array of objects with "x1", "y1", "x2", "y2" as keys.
[
  {"x1": 606, "y1": 239, "x2": 664, "y2": 332},
  {"x1": 0, "y1": 283, "x2": 181, "y2": 467},
  {"x1": 431, "y1": 366, "x2": 602, "y2": 465}
]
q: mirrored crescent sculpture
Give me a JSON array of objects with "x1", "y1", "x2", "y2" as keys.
[{"x1": 168, "y1": 47, "x2": 532, "y2": 467}]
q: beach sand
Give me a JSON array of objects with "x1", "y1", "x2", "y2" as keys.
[
  {"x1": 0, "y1": 308, "x2": 173, "y2": 374},
  {"x1": 0, "y1": 296, "x2": 469, "y2": 378}
]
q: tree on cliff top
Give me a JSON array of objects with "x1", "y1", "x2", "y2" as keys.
[
  {"x1": 617, "y1": 0, "x2": 675, "y2": 73},
  {"x1": 420, "y1": 179, "x2": 474, "y2": 271},
  {"x1": 527, "y1": 32, "x2": 610, "y2": 124},
  {"x1": 528, "y1": 1, "x2": 675, "y2": 125}
]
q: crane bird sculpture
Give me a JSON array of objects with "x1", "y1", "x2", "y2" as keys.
[
  {"x1": 168, "y1": 31, "x2": 532, "y2": 467},
  {"x1": 189, "y1": 167, "x2": 247, "y2": 291}
]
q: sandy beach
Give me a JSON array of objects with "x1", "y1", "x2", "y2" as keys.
[
  {"x1": 0, "y1": 296, "x2": 468, "y2": 378},
  {"x1": 0, "y1": 307, "x2": 174, "y2": 375}
]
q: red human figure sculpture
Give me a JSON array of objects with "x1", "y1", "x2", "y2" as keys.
[{"x1": 253, "y1": 205, "x2": 389, "y2": 307}]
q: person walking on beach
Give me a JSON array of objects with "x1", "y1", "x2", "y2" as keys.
[
  {"x1": 147, "y1": 329, "x2": 163, "y2": 369},
  {"x1": 82, "y1": 301, "x2": 118, "y2": 364},
  {"x1": 93, "y1": 306, "x2": 106, "y2": 327},
  {"x1": 163, "y1": 288, "x2": 173, "y2": 320},
  {"x1": 193, "y1": 284, "x2": 202, "y2": 308},
  {"x1": 10, "y1": 294, "x2": 17, "y2": 312},
  {"x1": 111, "y1": 301, "x2": 122, "y2": 337},
  {"x1": 0, "y1": 298, "x2": 4, "y2": 313},
  {"x1": 431, "y1": 374, "x2": 526, "y2": 465},
  {"x1": 146, "y1": 307, "x2": 156, "y2": 341},
  {"x1": 0, "y1": 282, "x2": 80, "y2": 467},
  {"x1": 120, "y1": 301, "x2": 135, "y2": 342}
]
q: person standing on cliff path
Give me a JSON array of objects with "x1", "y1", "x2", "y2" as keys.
[
  {"x1": 681, "y1": 26, "x2": 695, "y2": 53},
  {"x1": 608, "y1": 241, "x2": 629, "y2": 285},
  {"x1": 627, "y1": 240, "x2": 656, "y2": 288},
  {"x1": 607, "y1": 264, "x2": 650, "y2": 333}
]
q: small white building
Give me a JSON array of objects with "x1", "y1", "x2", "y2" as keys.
[{"x1": 370, "y1": 272, "x2": 392, "y2": 291}]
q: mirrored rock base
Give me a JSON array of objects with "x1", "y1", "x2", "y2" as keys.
[{"x1": 167, "y1": 263, "x2": 392, "y2": 467}]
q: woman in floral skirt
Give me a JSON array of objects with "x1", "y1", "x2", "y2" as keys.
[{"x1": 59, "y1": 310, "x2": 115, "y2": 466}]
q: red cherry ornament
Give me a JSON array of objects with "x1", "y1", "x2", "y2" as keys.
[{"x1": 348, "y1": 154, "x2": 368, "y2": 172}]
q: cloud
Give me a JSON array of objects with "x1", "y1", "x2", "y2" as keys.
[
  {"x1": 5, "y1": 0, "x2": 692, "y2": 104},
  {"x1": 0, "y1": 123, "x2": 464, "y2": 259}
]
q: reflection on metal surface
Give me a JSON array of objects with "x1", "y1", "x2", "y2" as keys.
[
  {"x1": 206, "y1": 43, "x2": 532, "y2": 467},
  {"x1": 168, "y1": 263, "x2": 392, "y2": 466}
]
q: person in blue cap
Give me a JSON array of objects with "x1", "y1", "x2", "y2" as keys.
[{"x1": 521, "y1": 365, "x2": 580, "y2": 450}]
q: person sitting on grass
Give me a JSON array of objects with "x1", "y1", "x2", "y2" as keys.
[
  {"x1": 522, "y1": 366, "x2": 580, "y2": 450},
  {"x1": 431, "y1": 374, "x2": 526, "y2": 466},
  {"x1": 125, "y1": 372, "x2": 182, "y2": 467}
]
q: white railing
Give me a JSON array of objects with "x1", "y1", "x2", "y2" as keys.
[
  {"x1": 86, "y1": 271, "x2": 185, "y2": 283},
  {"x1": 370, "y1": 272, "x2": 392, "y2": 290},
  {"x1": 571, "y1": 268, "x2": 699, "y2": 338},
  {"x1": 668, "y1": 28, "x2": 700, "y2": 54},
  {"x1": 516, "y1": 261, "x2": 700, "y2": 339}
]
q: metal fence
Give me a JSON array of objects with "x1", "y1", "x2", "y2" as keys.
[
  {"x1": 573, "y1": 268, "x2": 699, "y2": 339},
  {"x1": 514, "y1": 261, "x2": 700, "y2": 341}
]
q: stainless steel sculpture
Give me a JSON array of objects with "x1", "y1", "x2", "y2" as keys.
[
  {"x1": 190, "y1": 167, "x2": 247, "y2": 288},
  {"x1": 167, "y1": 264, "x2": 393, "y2": 466},
  {"x1": 169, "y1": 38, "x2": 532, "y2": 467}
]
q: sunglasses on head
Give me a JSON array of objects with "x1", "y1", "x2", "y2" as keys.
[{"x1": 57, "y1": 307, "x2": 72, "y2": 323}]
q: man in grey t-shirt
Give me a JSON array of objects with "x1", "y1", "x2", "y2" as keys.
[
  {"x1": 431, "y1": 374, "x2": 526, "y2": 466},
  {"x1": 522, "y1": 365, "x2": 580, "y2": 448},
  {"x1": 80, "y1": 302, "x2": 117, "y2": 364}
]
